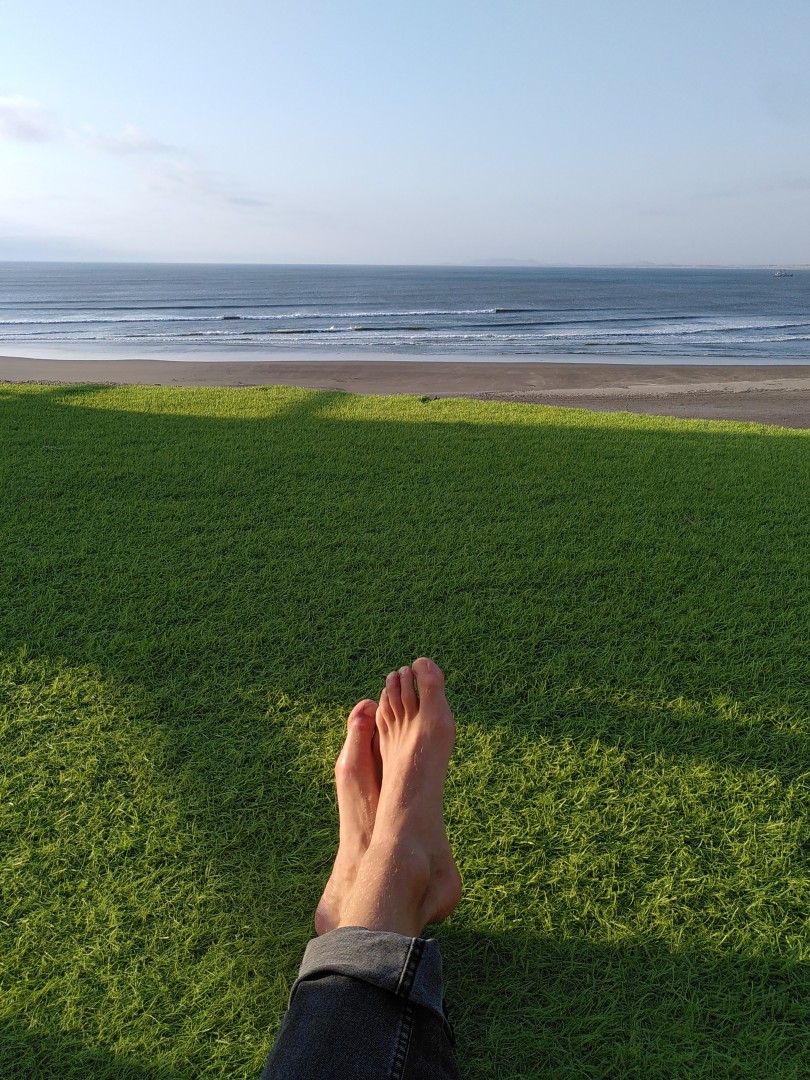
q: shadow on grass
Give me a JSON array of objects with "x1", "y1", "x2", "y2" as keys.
[
  {"x1": 1, "y1": 1020, "x2": 190, "y2": 1080},
  {"x1": 438, "y1": 926, "x2": 809, "y2": 1078},
  {"x1": 2, "y1": 384, "x2": 808, "y2": 1077}
]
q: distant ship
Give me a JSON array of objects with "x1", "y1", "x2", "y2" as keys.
[{"x1": 773, "y1": 270, "x2": 794, "y2": 277}]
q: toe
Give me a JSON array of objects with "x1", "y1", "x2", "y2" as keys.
[
  {"x1": 386, "y1": 670, "x2": 405, "y2": 721},
  {"x1": 336, "y1": 700, "x2": 377, "y2": 779},
  {"x1": 412, "y1": 657, "x2": 445, "y2": 697},
  {"x1": 377, "y1": 688, "x2": 393, "y2": 730},
  {"x1": 348, "y1": 698, "x2": 377, "y2": 731},
  {"x1": 399, "y1": 665, "x2": 417, "y2": 716}
]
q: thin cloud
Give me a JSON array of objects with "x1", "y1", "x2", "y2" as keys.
[
  {"x1": 146, "y1": 160, "x2": 271, "y2": 209},
  {"x1": 1, "y1": 93, "x2": 270, "y2": 211},
  {"x1": 0, "y1": 96, "x2": 60, "y2": 142},
  {"x1": 74, "y1": 123, "x2": 178, "y2": 156},
  {"x1": 228, "y1": 193, "x2": 271, "y2": 209}
]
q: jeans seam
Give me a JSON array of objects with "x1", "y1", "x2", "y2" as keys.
[
  {"x1": 389, "y1": 998, "x2": 416, "y2": 1080},
  {"x1": 399, "y1": 938, "x2": 424, "y2": 998},
  {"x1": 388, "y1": 938, "x2": 424, "y2": 1080}
]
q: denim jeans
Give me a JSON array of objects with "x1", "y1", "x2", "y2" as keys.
[{"x1": 261, "y1": 926, "x2": 461, "y2": 1079}]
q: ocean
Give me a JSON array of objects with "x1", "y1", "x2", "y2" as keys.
[{"x1": 0, "y1": 262, "x2": 807, "y2": 364}]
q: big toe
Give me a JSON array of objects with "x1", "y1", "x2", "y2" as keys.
[
  {"x1": 348, "y1": 698, "x2": 378, "y2": 729},
  {"x1": 336, "y1": 699, "x2": 378, "y2": 780},
  {"x1": 412, "y1": 657, "x2": 446, "y2": 697}
]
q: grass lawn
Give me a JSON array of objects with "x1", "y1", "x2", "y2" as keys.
[{"x1": 1, "y1": 382, "x2": 808, "y2": 1079}]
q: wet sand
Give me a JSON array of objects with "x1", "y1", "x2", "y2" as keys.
[{"x1": 2, "y1": 354, "x2": 810, "y2": 428}]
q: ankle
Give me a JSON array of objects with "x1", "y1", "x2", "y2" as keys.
[
  {"x1": 337, "y1": 839, "x2": 433, "y2": 937},
  {"x1": 368, "y1": 834, "x2": 433, "y2": 887}
]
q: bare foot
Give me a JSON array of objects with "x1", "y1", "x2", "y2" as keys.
[
  {"x1": 314, "y1": 699, "x2": 382, "y2": 935},
  {"x1": 338, "y1": 658, "x2": 462, "y2": 937}
]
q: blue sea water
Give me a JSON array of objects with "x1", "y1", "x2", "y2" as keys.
[{"x1": 0, "y1": 262, "x2": 808, "y2": 363}]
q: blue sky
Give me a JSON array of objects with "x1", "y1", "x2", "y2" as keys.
[{"x1": 1, "y1": 0, "x2": 808, "y2": 264}]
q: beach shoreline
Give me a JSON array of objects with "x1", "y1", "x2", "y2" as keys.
[{"x1": 2, "y1": 354, "x2": 810, "y2": 428}]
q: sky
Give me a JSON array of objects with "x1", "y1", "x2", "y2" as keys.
[{"x1": 1, "y1": 0, "x2": 808, "y2": 265}]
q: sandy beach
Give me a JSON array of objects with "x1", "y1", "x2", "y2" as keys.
[{"x1": 2, "y1": 354, "x2": 810, "y2": 428}]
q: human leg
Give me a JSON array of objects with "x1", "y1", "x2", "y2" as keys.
[
  {"x1": 261, "y1": 658, "x2": 461, "y2": 1080},
  {"x1": 261, "y1": 926, "x2": 459, "y2": 1080}
]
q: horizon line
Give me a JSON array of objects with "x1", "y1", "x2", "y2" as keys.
[{"x1": 0, "y1": 259, "x2": 808, "y2": 270}]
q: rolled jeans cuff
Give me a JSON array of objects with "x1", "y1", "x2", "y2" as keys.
[{"x1": 292, "y1": 926, "x2": 447, "y2": 1023}]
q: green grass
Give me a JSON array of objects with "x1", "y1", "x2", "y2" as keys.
[{"x1": 1, "y1": 382, "x2": 808, "y2": 1079}]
